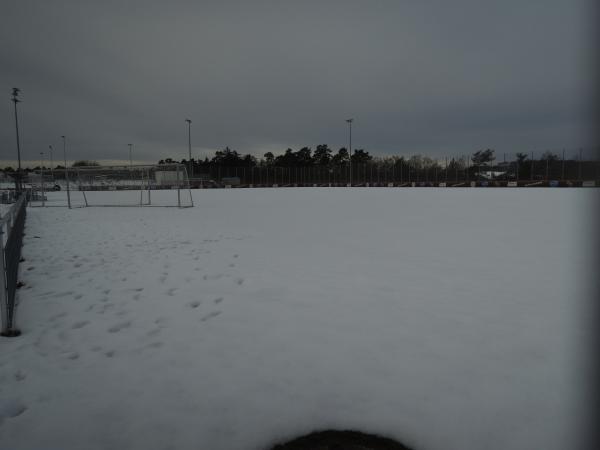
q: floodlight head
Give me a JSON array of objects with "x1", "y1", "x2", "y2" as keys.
[
  {"x1": 346, "y1": 118, "x2": 353, "y2": 123},
  {"x1": 185, "y1": 119, "x2": 191, "y2": 124},
  {"x1": 11, "y1": 87, "x2": 21, "y2": 102},
  {"x1": 49, "y1": 145, "x2": 53, "y2": 150}
]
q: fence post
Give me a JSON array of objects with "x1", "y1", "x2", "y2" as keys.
[{"x1": 0, "y1": 225, "x2": 7, "y2": 335}]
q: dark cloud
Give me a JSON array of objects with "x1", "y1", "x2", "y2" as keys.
[{"x1": 1, "y1": 0, "x2": 595, "y2": 166}]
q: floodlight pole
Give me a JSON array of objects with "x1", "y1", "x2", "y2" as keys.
[
  {"x1": 11, "y1": 88, "x2": 23, "y2": 193},
  {"x1": 185, "y1": 119, "x2": 193, "y2": 179},
  {"x1": 62, "y1": 135, "x2": 71, "y2": 209},
  {"x1": 40, "y1": 152, "x2": 45, "y2": 206},
  {"x1": 128, "y1": 143, "x2": 133, "y2": 169},
  {"x1": 346, "y1": 118, "x2": 353, "y2": 187},
  {"x1": 530, "y1": 151, "x2": 534, "y2": 181}
]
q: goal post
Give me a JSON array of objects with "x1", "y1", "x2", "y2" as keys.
[{"x1": 59, "y1": 163, "x2": 194, "y2": 208}]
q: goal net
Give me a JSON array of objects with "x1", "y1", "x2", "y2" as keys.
[{"x1": 41, "y1": 164, "x2": 194, "y2": 208}]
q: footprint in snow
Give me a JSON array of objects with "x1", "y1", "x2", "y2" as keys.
[
  {"x1": 146, "y1": 328, "x2": 161, "y2": 337},
  {"x1": 0, "y1": 399, "x2": 27, "y2": 420},
  {"x1": 200, "y1": 311, "x2": 222, "y2": 322},
  {"x1": 14, "y1": 370, "x2": 26, "y2": 381},
  {"x1": 203, "y1": 274, "x2": 225, "y2": 280},
  {"x1": 71, "y1": 320, "x2": 89, "y2": 329},
  {"x1": 49, "y1": 312, "x2": 67, "y2": 322},
  {"x1": 154, "y1": 317, "x2": 167, "y2": 326},
  {"x1": 187, "y1": 300, "x2": 201, "y2": 309},
  {"x1": 97, "y1": 303, "x2": 114, "y2": 314},
  {"x1": 107, "y1": 321, "x2": 131, "y2": 333},
  {"x1": 166, "y1": 287, "x2": 178, "y2": 296},
  {"x1": 213, "y1": 297, "x2": 224, "y2": 304}
]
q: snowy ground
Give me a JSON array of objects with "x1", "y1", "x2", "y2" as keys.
[{"x1": 0, "y1": 188, "x2": 596, "y2": 450}]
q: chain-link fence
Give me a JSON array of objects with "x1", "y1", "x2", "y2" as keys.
[{"x1": 186, "y1": 160, "x2": 600, "y2": 188}]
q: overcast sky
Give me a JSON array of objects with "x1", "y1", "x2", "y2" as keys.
[{"x1": 1, "y1": 0, "x2": 596, "y2": 166}]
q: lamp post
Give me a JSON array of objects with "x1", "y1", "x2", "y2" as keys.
[
  {"x1": 40, "y1": 152, "x2": 45, "y2": 206},
  {"x1": 62, "y1": 135, "x2": 71, "y2": 209},
  {"x1": 346, "y1": 118, "x2": 353, "y2": 187},
  {"x1": 128, "y1": 143, "x2": 133, "y2": 169},
  {"x1": 185, "y1": 119, "x2": 193, "y2": 179},
  {"x1": 11, "y1": 88, "x2": 23, "y2": 192},
  {"x1": 48, "y1": 145, "x2": 54, "y2": 181}
]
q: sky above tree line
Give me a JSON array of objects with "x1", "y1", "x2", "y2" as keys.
[{"x1": 1, "y1": 0, "x2": 596, "y2": 167}]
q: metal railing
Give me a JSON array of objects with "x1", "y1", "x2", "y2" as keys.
[{"x1": 1, "y1": 193, "x2": 26, "y2": 336}]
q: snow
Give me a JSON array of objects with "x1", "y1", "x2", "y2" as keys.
[{"x1": 0, "y1": 188, "x2": 595, "y2": 450}]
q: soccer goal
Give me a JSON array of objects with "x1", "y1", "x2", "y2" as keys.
[{"x1": 69, "y1": 164, "x2": 194, "y2": 208}]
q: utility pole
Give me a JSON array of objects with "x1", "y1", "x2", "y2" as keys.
[
  {"x1": 346, "y1": 118, "x2": 353, "y2": 187},
  {"x1": 11, "y1": 88, "x2": 23, "y2": 193},
  {"x1": 128, "y1": 143, "x2": 133, "y2": 169}
]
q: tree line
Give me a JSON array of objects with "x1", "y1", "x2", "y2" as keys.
[
  {"x1": 156, "y1": 146, "x2": 598, "y2": 181},
  {"x1": 1, "y1": 147, "x2": 597, "y2": 181}
]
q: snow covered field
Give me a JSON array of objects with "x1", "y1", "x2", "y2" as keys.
[{"x1": 0, "y1": 188, "x2": 595, "y2": 450}]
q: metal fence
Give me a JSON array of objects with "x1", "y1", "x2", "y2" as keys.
[
  {"x1": 0, "y1": 193, "x2": 26, "y2": 337},
  {"x1": 184, "y1": 160, "x2": 600, "y2": 188},
  {"x1": 185, "y1": 153, "x2": 600, "y2": 188}
]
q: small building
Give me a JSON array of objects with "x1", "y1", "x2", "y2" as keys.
[{"x1": 221, "y1": 177, "x2": 241, "y2": 186}]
